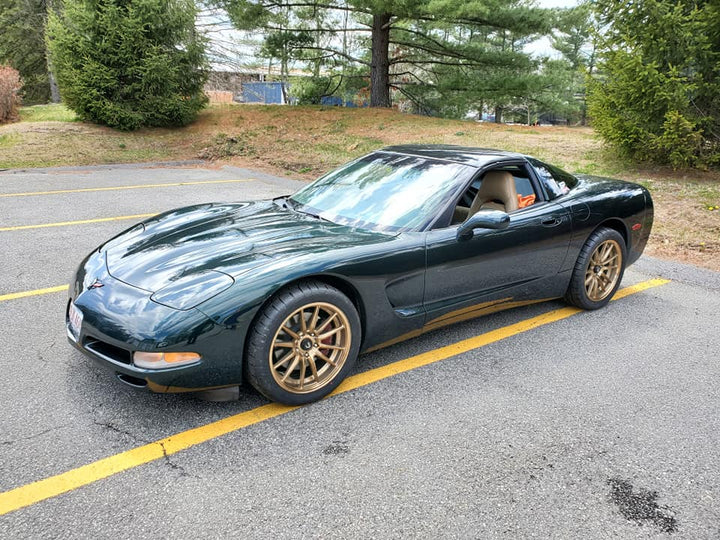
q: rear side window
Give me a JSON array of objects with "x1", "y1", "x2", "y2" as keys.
[
  {"x1": 458, "y1": 165, "x2": 538, "y2": 208},
  {"x1": 528, "y1": 158, "x2": 578, "y2": 198}
]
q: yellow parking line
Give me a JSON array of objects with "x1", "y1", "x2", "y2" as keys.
[
  {"x1": 0, "y1": 213, "x2": 157, "y2": 232},
  {"x1": 0, "y1": 278, "x2": 670, "y2": 516},
  {"x1": 0, "y1": 178, "x2": 254, "y2": 198},
  {"x1": 0, "y1": 285, "x2": 68, "y2": 302}
]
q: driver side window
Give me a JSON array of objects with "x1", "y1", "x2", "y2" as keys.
[{"x1": 450, "y1": 164, "x2": 539, "y2": 225}]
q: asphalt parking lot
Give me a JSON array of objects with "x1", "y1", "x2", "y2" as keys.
[{"x1": 1, "y1": 162, "x2": 719, "y2": 539}]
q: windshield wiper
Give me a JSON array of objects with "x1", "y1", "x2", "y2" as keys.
[
  {"x1": 278, "y1": 197, "x2": 332, "y2": 222},
  {"x1": 296, "y1": 208, "x2": 332, "y2": 223},
  {"x1": 273, "y1": 195, "x2": 292, "y2": 209}
]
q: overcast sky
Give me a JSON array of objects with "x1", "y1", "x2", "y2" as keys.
[{"x1": 526, "y1": 0, "x2": 581, "y2": 57}]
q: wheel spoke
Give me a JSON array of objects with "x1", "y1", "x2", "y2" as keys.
[
  {"x1": 598, "y1": 243, "x2": 609, "y2": 262},
  {"x1": 308, "y1": 355, "x2": 319, "y2": 381},
  {"x1": 274, "y1": 341, "x2": 295, "y2": 349},
  {"x1": 315, "y1": 349, "x2": 336, "y2": 366},
  {"x1": 588, "y1": 278, "x2": 598, "y2": 298},
  {"x1": 299, "y1": 308, "x2": 307, "y2": 333},
  {"x1": 272, "y1": 350, "x2": 294, "y2": 370},
  {"x1": 282, "y1": 325, "x2": 299, "y2": 339},
  {"x1": 319, "y1": 325, "x2": 344, "y2": 340},
  {"x1": 320, "y1": 344, "x2": 345, "y2": 351},
  {"x1": 605, "y1": 242, "x2": 615, "y2": 261},
  {"x1": 281, "y1": 355, "x2": 301, "y2": 382},
  {"x1": 308, "y1": 306, "x2": 320, "y2": 332},
  {"x1": 298, "y1": 359, "x2": 307, "y2": 389},
  {"x1": 316, "y1": 312, "x2": 337, "y2": 333}
]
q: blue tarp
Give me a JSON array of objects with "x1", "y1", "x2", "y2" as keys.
[
  {"x1": 320, "y1": 96, "x2": 367, "y2": 108},
  {"x1": 242, "y1": 82, "x2": 286, "y2": 104}
]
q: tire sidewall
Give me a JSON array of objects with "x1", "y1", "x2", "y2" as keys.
[{"x1": 246, "y1": 283, "x2": 361, "y2": 405}]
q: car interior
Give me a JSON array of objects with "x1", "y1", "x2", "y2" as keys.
[{"x1": 451, "y1": 164, "x2": 538, "y2": 225}]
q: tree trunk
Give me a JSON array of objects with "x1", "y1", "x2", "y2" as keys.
[
  {"x1": 48, "y1": 68, "x2": 60, "y2": 103},
  {"x1": 494, "y1": 106, "x2": 502, "y2": 123},
  {"x1": 370, "y1": 13, "x2": 391, "y2": 107}
]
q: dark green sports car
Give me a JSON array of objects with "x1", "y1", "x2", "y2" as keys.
[{"x1": 67, "y1": 145, "x2": 653, "y2": 404}]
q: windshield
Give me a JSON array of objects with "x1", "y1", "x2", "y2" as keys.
[{"x1": 289, "y1": 152, "x2": 474, "y2": 232}]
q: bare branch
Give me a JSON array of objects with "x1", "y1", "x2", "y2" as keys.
[
  {"x1": 286, "y1": 45, "x2": 370, "y2": 66},
  {"x1": 257, "y1": 1, "x2": 371, "y2": 15}
]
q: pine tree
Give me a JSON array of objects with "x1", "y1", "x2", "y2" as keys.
[
  {"x1": 219, "y1": 0, "x2": 551, "y2": 108},
  {"x1": 588, "y1": 0, "x2": 720, "y2": 167},
  {"x1": 46, "y1": 0, "x2": 209, "y2": 130},
  {"x1": 0, "y1": 0, "x2": 51, "y2": 104}
]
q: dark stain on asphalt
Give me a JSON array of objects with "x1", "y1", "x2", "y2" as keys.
[
  {"x1": 323, "y1": 440, "x2": 350, "y2": 455},
  {"x1": 608, "y1": 478, "x2": 677, "y2": 533}
]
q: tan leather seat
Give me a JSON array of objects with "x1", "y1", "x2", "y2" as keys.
[{"x1": 468, "y1": 171, "x2": 519, "y2": 215}]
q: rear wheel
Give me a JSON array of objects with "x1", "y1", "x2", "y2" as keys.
[
  {"x1": 246, "y1": 281, "x2": 361, "y2": 405},
  {"x1": 565, "y1": 227, "x2": 626, "y2": 310}
]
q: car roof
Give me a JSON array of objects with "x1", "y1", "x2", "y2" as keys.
[{"x1": 379, "y1": 144, "x2": 528, "y2": 168}]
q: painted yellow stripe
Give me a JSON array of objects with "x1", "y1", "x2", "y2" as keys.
[
  {"x1": 0, "y1": 278, "x2": 670, "y2": 516},
  {"x1": 334, "y1": 279, "x2": 670, "y2": 393},
  {"x1": 0, "y1": 213, "x2": 156, "y2": 232},
  {"x1": 0, "y1": 285, "x2": 68, "y2": 302},
  {"x1": 0, "y1": 179, "x2": 253, "y2": 198}
]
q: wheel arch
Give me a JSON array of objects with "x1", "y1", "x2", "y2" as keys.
[
  {"x1": 241, "y1": 273, "x2": 367, "y2": 368},
  {"x1": 594, "y1": 218, "x2": 629, "y2": 248},
  {"x1": 302, "y1": 274, "x2": 367, "y2": 341}
]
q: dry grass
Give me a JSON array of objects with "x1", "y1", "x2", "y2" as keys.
[{"x1": 1, "y1": 103, "x2": 718, "y2": 271}]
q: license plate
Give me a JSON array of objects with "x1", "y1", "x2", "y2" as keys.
[{"x1": 68, "y1": 302, "x2": 83, "y2": 341}]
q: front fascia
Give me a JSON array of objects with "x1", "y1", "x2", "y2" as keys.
[{"x1": 69, "y1": 251, "x2": 245, "y2": 390}]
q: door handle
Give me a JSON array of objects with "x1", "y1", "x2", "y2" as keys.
[{"x1": 541, "y1": 217, "x2": 562, "y2": 227}]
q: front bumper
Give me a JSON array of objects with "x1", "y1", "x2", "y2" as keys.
[{"x1": 67, "y1": 252, "x2": 244, "y2": 392}]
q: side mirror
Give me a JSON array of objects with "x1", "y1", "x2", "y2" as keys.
[{"x1": 456, "y1": 209, "x2": 510, "y2": 241}]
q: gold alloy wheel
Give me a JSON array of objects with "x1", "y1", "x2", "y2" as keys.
[
  {"x1": 585, "y1": 239, "x2": 622, "y2": 302},
  {"x1": 268, "y1": 302, "x2": 352, "y2": 394}
]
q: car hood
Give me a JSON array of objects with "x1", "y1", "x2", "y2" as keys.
[{"x1": 103, "y1": 200, "x2": 391, "y2": 292}]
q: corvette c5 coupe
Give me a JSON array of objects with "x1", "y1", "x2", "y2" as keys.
[{"x1": 67, "y1": 145, "x2": 653, "y2": 404}]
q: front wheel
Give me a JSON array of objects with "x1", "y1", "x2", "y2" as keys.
[
  {"x1": 565, "y1": 227, "x2": 626, "y2": 310},
  {"x1": 246, "y1": 281, "x2": 361, "y2": 405}
]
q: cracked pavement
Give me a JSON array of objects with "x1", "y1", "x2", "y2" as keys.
[{"x1": 1, "y1": 163, "x2": 719, "y2": 538}]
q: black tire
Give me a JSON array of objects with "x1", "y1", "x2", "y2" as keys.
[
  {"x1": 565, "y1": 226, "x2": 626, "y2": 310},
  {"x1": 246, "y1": 281, "x2": 361, "y2": 405}
]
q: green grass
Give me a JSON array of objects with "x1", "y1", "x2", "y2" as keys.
[
  {"x1": 19, "y1": 104, "x2": 78, "y2": 122},
  {"x1": 0, "y1": 132, "x2": 20, "y2": 148},
  {"x1": 693, "y1": 184, "x2": 720, "y2": 208}
]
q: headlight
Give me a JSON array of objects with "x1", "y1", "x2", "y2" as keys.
[
  {"x1": 133, "y1": 351, "x2": 201, "y2": 369},
  {"x1": 150, "y1": 271, "x2": 234, "y2": 310}
]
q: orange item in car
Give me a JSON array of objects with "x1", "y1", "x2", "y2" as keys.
[{"x1": 517, "y1": 193, "x2": 536, "y2": 209}]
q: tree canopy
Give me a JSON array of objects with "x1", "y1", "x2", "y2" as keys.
[
  {"x1": 47, "y1": 0, "x2": 209, "y2": 130},
  {"x1": 588, "y1": 0, "x2": 720, "y2": 167},
  {"x1": 218, "y1": 0, "x2": 554, "y2": 112},
  {"x1": 0, "y1": 0, "x2": 51, "y2": 104}
]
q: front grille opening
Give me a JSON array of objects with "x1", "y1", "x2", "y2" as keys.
[
  {"x1": 116, "y1": 373, "x2": 147, "y2": 388},
  {"x1": 83, "y1": 338, "x2": 132, "y2": 365}
]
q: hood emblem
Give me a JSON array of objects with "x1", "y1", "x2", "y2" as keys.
[{"x1": 89, "y1": 278, "x2": 104, "y2": 289}]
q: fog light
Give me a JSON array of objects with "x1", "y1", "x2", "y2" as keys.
[{"x1": 133, "y1": 351, "x2": 201, "y2": 369}]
